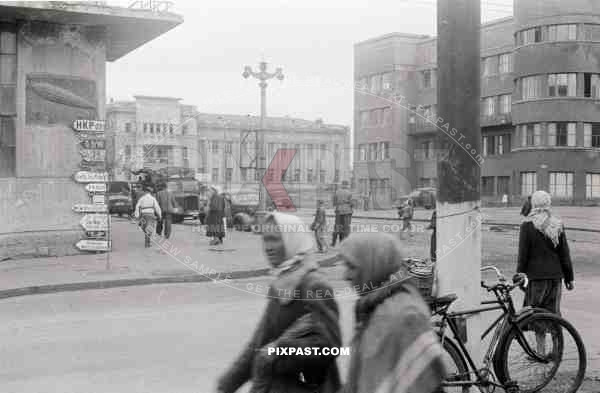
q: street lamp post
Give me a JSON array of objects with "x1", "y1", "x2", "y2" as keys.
[{"x1": 242, "y1": 61, "x2": 284, "y2": 215}]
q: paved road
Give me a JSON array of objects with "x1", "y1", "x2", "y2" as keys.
[{"x1": 0, "y1": 268, "x2": 597, "y2": 393}]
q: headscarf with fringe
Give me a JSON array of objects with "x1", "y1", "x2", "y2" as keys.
[{"x1": 524, "y1": 190, "x2": 564, "y2": 247}]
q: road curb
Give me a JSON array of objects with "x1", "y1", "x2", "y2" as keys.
[{"x1": 0, "y1": 255, "x2": 340, "y2": 300}]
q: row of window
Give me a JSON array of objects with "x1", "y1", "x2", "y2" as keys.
[
  {"x1": 213, "y1": 168, "x2": 340, "y2": 183},
  {"x1": 518, "y1": 123, "x2": 600, "y2": 148},
  {"x1": 357, "y1": 142, "x2": 390, "y2": 161},
  {"x1": 482, "y1": 134, "x2": 512, "y2": 156},
  {"x1": 521, "y1": 172, "x2": 600, "y2": 200},
  {"x1": 0, "y1": 26, "x2": 16, "y2": 178},
  {"x1": 519, "y1": 73, "x2": 600, "y2": 100},
  {"x1": 482, "y1": 94, "x2": 512, "y2": 116},
  {"x1": 481, "y1": 176, "x2": 511, "y2": 197},
  {"x1": 359, "y1": 107, "x2": 393, "y2": 127},
  {"x1": 482, "y1": 52, "x2": 513, "y2": 76},
  {"x1": 516, "y1": 23, "x2": 600, "y2": 46},
  {"x1": 357, "y1": 72, "x2": 394, "y2": 95}
]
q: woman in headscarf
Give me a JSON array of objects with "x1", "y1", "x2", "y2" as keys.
[
  {"x1": 515, "y1": 190, "x2": 574, "y2": 352},
  {"x1": 216, "y1": 212, "x2": 342, "y2": 393},
  {"x1": 206, "y1": 185, "x2": 226, "y2": 245},
  {"x1": 339, "y1": 232, "x2": 445, "y2": 393}
]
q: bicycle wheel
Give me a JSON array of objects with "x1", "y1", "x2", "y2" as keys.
[
  {"x1": 494, "y1": 312, "x2": 586, "y2": 393},
  {"x1": 440, "y1": 337, "x2": 470, "y2": 393}
]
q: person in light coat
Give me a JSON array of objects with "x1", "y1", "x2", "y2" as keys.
[{"x1": 134, "y1": 186, "x2": 162, "y2": 248}]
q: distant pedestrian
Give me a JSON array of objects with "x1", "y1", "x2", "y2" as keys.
[
  {"x1": 216, "y1": 212, "x2": 341, "y2": 393},
  {"x1": 338, "y1": 233, "x2": 445, "y2": 393},
  {"x1": 401, "y1": 199, "x2": 414, "y2": 233},
  {"x1": 311, "y1": 200, "x2": 328, "y2": 253},
  {"x1": 134, "y1": 186, "x2": 161, "y2": 248},
  {"x1": 428, "y1": 210, "x2": 437, "y2": 262},
  {"x1": 223, "y1": 192, "x2": 232, "y2": 231},
  {"x1": 156, "y1": 182, "x2": 179, "y2": 240},
  {"x1": 515, "y1": 190, "x2": 574, "y2": 354},
  {"x1": 520, "y1": 195, "x2": 532, "y2": 217},
  {"x1": 206, "y1": 185, "x2": 226, "y2": 245},
  {"x1": 502, "y1": 193, "x2": 508, "y2": 207},
  {"x1": 331, "y1": 180, "x2": 353, "y2": 247}
]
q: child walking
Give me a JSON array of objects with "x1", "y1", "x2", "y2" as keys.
[{"x1": 311, "y1": 200, "x2": 328, "y2": 253}]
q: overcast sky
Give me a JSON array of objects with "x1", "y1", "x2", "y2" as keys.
[{"x1": 106, "y1": 0, "x2": 513, "y2": 127}]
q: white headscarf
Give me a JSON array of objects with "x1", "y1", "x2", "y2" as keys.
[
  {"x1": 524, "y1": 190, "x2": 563, "y2": 247},
  {"x1": 210, "y1": 184, "x2": 223, "y2": 194}
]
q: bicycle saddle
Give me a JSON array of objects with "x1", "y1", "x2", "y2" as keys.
[{"x1": 432, "y1": 293, "x2": 458, "y2": 307}]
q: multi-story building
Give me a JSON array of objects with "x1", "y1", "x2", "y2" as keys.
[
  {"x1": 106, "y1": 96, "x2": 200, "y2": 180},
  {"x1": 354, "y1": 0, "x2": 600, "y2": 207},
  {"x1": 195, "y1": 113, "x2": 351, "y2": 207}
]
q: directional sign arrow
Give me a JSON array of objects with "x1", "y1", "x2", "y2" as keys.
[
  {"x1": 80, "y1": 214, "x2": 109, "y2": 231},
  {"x1": 85, "y1": 183, "x2": 107, "y2": 193},
  {"x1": 72, "y1": 204, "x2": 108, "y2": 213},
  {"x1": 262, "y1": 148, "x2": 297, "y2": 212},
  {"x1": 76, "y1": 239, "x2": 110, "y2": 252},
  {"x1": 74, "y1": 171, "x2": 108, "y2": 183},
  {"x1": 85, "y1": 230, "x2": 107, "y2": 239}
]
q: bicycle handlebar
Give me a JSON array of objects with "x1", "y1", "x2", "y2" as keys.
[{"x1": 480, "y1": 265, "x2": 529, "y2": 291}]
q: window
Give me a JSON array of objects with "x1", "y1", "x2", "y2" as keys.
[
  {"x1": 500, "y1": 94, "x2": 512, "y2": 114},
  {"x1": 483, "y1": 96, "x2": 496, "y2": 116},
  {"x1": 482, "y1": 177, "x2": 495, "y2": 196},
  {"x1": 182, "y1": 146, "x2": 188, "y2": 159},
  {"x1": 169, "y1": 124, "x2": 174, "y2": 134},
  {"x1": 521, "y1": 76, "x2": 541, "y2": 99},
  {"x1": 211, "y1": 168, "x2": 219, "y2": 182},
  {"x1": 125, "y1": 122, "x2": 131, "y2": 133},
  {"x1": 360, "y1": 111, "x2": 369, "y2": 127},
  {"x1": 182, "y1": 124, "x2": 188, "y2": 135},
  {"x1": 582, "y1": 24, "x2": 600, "y2": 41},
  {"x1": 225, "y1": 168, "x2": 233, "y2": 182},
  {"x1": 497, "y1": 176, "x2": 510, "y2": 195},
  {"x1": 210, "y1": 141, "x2": 219, "y2": 152},
  {"x1": 483, "y1": 56, "x2": 496, "y2": 76},
  {"x1": 586, "y1": 173, "x2": 600, "y2": 199},
  {"x1": 294, "y1": 169, "x2": 301, "y2": 182},
  {"x1": 584, "y1": 123, "x2": 600, "y2": 147},
  {"x1": 0, "y1": 117, "x2": 15, "y2": 177},
  {"x1": 307, "y1": 169, "x2": 313, "y2": 183},
  {"x1": 369, "y1": 143, "x2": 377, "y2": 161},
  {"x1": 495, "y1": 135, "x2": 504, "y2": 155},
  {"x1": 522, "y1": 27, "x2": 542, "y2": 44},
  {"x1": 240, "y1": 168, "x2": 248, "y2": 181},
  {"x1": 359, "y1": 144, "x2": 366, "y2": 161},
  {"x1": 548, "y1": 123, "x2": 576, "y2": 146},
  {"x1": 421, "y1": 70, "x2": 432, "y2": 89},
  {"x1": 498, "y1": 53, "x2": 513, "y2": 74},
  {"x1": 334, "y1": 169, "x2": 340, "y2": 183},
  {"x1": 320, "y1": 170, "x2": 326, "y2": 183},
  {"x1": 521, "y1": 172, "x2": 537, "y2": 196},
  {"x1": 547, "y1": 24, "x2": 577, "y2": 41},
  {"x1": 143, "y1": 123, "x2": 148, "y2": 133},
  {"x1": 483, "y1": 135, "x2": 495, "y2": 156},
  {"x1": 549, "y1": 172, "x2": 574, "y2": 198},
  {"x1": 225, "y1": 142, "x2": 233, "y2": 154},
  {"x1": 584, "y1": 73, "x2": 600, "y2": 98},
  {"x1": 548, "y1": 73, "x2": 577, "y2": 97},
  {"x1": 382, "y1": 72, "x2": 393, "y2": 90}
]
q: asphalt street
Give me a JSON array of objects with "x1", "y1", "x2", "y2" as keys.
[{"x1": 0, "y1": 267, "x2": 598, "y2": 393}]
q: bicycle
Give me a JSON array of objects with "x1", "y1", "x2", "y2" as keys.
[{"x1": 431, "y1": 265, "x2": 586, "y2": 393}]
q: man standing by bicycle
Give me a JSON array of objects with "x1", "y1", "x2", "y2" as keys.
[{"x1": 515, "y1": 190, "x2": 574, "y2": 353}]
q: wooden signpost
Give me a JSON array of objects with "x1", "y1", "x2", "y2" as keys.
[{"x1": 72, "y1": 119, "x2": 110, "y2": 252}]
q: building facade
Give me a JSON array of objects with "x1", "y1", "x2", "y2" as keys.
[
  {"x1": 106, "y1": 96, "x2": 200, "y2": 180},
  {"x1": 0, "y1": 2, "x2": 181, "y2": 259},
  {"x1": 354, "y1": 0, "x2": 600, "y2": 207}
]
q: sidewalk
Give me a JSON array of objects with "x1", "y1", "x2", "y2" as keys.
[
  {"x1": 294, "y1": 205, "x2": 600, "y2": 231},
  {"x1": 0, "y1": 218, "x2": 338, "y2": 299}
]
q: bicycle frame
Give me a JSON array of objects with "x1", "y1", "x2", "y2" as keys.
[{"x1": 436, "y1": 284, "x2": 546, "y2": 391}]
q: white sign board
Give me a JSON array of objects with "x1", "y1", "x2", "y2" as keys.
[
  {"x1": 76, "y1": 239, "x2": 110, "y2": 252},
  {"x1": 74, "y1": 171, "x2": 108, "y2": 183},
  {"x1": 72, "y1": 204, "x2": 108, "y2": 213},
  {"x1": 80, "y1": 149, "x2": 106, "y2": 162},
  {"x1": 85, "y1": 183, "x2": 107, "y2": 193},
  {"x1": 73, "y1": 119, "x2": 105, "y2": 132},
  {"x1": 195, "y1": 173, "x2": 210, "y2": 182},
  {"x1": 92, "y1": 195, "x2": 106, "y2": 205},
  {"x1": 80, "y1": 214, "x2": 109, "y2": 231}
]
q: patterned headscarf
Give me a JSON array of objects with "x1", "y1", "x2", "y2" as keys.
[{"x1": 524, "y1": 190, "x2": 564, "y2": 247}]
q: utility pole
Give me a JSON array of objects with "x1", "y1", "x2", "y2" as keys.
[
  {"x1": 242, "y1": 61, "x2": 284, "y2": 215},
  {"x1": 436, "y1": 0, "x2": 482, "y2": 361}
]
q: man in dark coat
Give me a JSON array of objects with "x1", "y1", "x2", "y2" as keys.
[
  {"x1": 217, "y1": 213, "x2": 341, "y2": 393},
  {"x1": 520, "y1": 195, "x2": 532, "y2": 217},
  {"x1": 206, "y1": 185, "x2": 226, "y2": 245},
  {"x1": 331, "y1": 180, "x2": 353, "y2": 247},
  {"x1": 156, "y1": 182, "x2": 179, "y2": 239}
]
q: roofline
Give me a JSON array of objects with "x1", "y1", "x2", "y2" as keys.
[
  {"x1": 355, "y1": 32, "x2": 431, "y2": 47},
  {"x1": 134, "y1": 95, "x2": 183, "y2": 101}
]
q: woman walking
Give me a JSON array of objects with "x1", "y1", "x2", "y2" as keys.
[
  {"x1": 338, "y1": 232, "x2": 445, "y2": 393},
  {"x1": 515, "y1": 190, "x2": 574, "y2": 353},
  {"x1": 216, "y1": 212, "x2": 341, "y2": 393},
  {"x1": 206, "y1": 185, "x2": 226, "y2": 245}
]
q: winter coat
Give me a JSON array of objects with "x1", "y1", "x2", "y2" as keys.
[
  {"x1": 206, "y1": 192, "x2": 226, "y2": 237},
  {"x1": 333, "y1": 188, "x2": 353, "y2": 215}
]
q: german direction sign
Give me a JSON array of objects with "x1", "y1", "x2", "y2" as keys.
[
  {"x1": 80, "y1": 149, "x2": 106, "y2": 162},
  {"x1": 92, "y1": 195, "x2": 106, "y2": 205},
  {"x1": 73, "y1": 119, "x2": 105, "y2": 132},
  {"x1": 85, "y1": 183, "x2": 107, "y2": 193},
  {"x1": 76, "y1": 239, "x2": 110, "y2": 252},
  {"x1": 85, "y1": 230, "x2": 107, "y2": 239},
  {"x1": 80, "y1": 214, "x2": 108, "y2": 231},
  {"x1": 74, "y1": 171, "x2": 108, "y2": 183},
  {"x1": 79, "y1": 138, "x2": 106, "y2": 150},
  {"x1": 72, "y1": 204, "x2": 108, "y2": 213}
]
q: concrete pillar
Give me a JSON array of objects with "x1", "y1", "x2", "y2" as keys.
[{"x1": 436, "y1": 0, "x2": 483, "y2": 372}]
